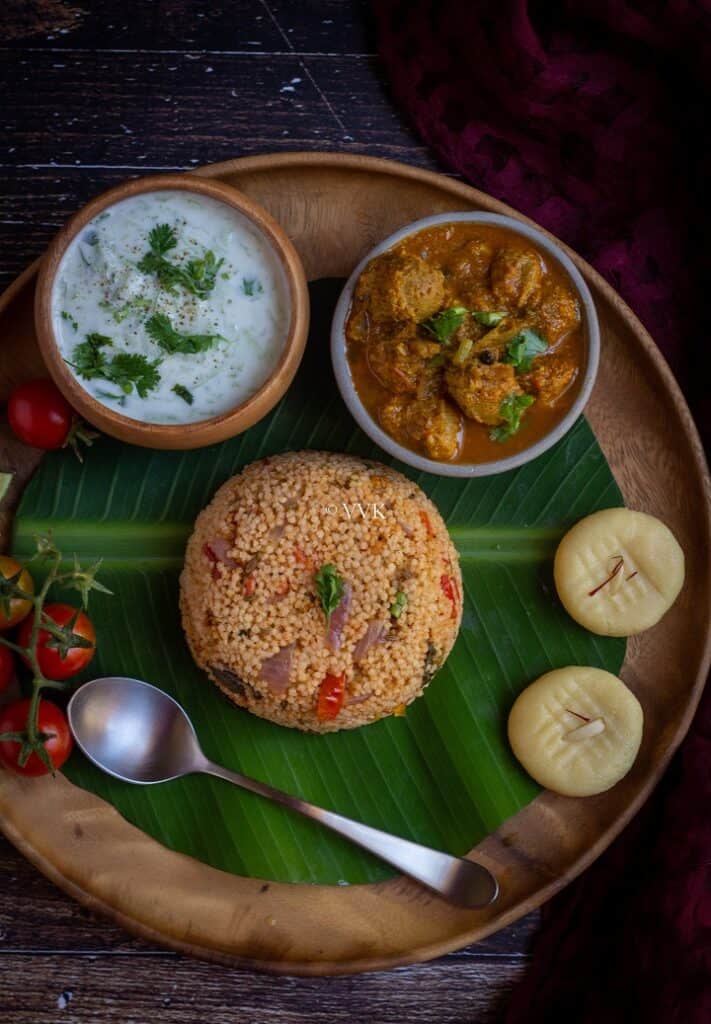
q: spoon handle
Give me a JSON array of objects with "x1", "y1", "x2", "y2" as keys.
[{"x1": 201, "y1": 759, "x2": 498, "y2": 908}]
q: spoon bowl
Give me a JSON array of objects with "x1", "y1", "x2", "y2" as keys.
[
  {"x1": 68, "y1": 676, "x2": 499, "y2": 908},
  {"x1": 68, "y1": 677, "x2": 204, "y2": 784}
]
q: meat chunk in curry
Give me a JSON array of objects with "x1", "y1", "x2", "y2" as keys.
[
  {"x1": 380, "y1": 395, "x2": 462, "y2": 461},
  {"x1": 536, "y1": 282, "x2": 580, "y2": 342},
  {"x1": 519, "y1": 352, "x2": 577, "y2": 407},
  {"x1": 367, "y1": 326, "x2": 440, "y2": 395},
  {"x1": 355, "y1": 252, "x2": 445, "y2": 322},
  {"x1": 445, "y1": 361, "x2": 521, "y2": 426},
  {"x1": 490, "y1": 248, "x2": 543, "y2": 309},
  {"x1": 345, "y1": 222, "x2": 585, "y2": 464},
  {"x1": 445, "y1": 239, "x2": 494, "y2": 301}
]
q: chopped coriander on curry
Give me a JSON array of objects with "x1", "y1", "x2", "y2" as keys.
[
  {"x1": 61, "y1": 310, "x2": 78, "y2": 331},
  {"x1": 504, "y1": 328, "x2": 549, "y2": 373},
  {"x1": 489, "y1": 393, "x2": 535, "y2": 441},
  {"x1": 314, "y1": 563, "x2": 345, "y2": 625},
  {"x1": 422, "y1": 306, "x2": 467, "y2": 345},
  {"x1": 472, "y1": 310, "x2": 507, "y2": 326}
]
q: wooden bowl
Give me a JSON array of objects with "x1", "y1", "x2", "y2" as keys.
[{"x1": 34, "y1": 174, "x2": 309, "y2": 450}]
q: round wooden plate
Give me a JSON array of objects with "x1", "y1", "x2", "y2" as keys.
[{"x1": 0, "y1": 153, "x2": 709, "y2": 975}]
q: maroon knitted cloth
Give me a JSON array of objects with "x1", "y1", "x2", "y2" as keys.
[{"x1": 372, "y1": 2, "x2": 710, "y2": 1020}]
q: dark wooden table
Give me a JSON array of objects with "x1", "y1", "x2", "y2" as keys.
[{"x1": 0, "y1": 2, "x2": 540, "y2": 1020}]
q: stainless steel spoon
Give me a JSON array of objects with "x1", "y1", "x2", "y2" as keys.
[{"x1": 68, "y1": 677, "x2": 499, "y2": 908}]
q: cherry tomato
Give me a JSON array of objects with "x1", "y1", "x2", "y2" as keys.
[
  {"x1": 18, "y1": 602, "x2": 96, "y2": 680},
  {"x1": 7, "y1": 379, "x2": 74, "y2": 450},
  {"x1": 317, "y1": 672, "x2": 345, "y2": 721},
  {"x1": 0, "y1": 645, "x2": 15, "y2": 693},
  {"x1": 0, "y1": 554, "x2": 34, "y2": 630},
  {"x1": 0, "y1": 698, "x2": 72, "y2": 776}
]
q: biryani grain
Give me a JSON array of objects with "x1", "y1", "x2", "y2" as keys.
[{"x1": 180, "y1": 451, "x2": 462, "y2": 732}]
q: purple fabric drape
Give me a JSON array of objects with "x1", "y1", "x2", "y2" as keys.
[{"x1": 371, "y1": 2, "x2": 710, "y2": 1020}]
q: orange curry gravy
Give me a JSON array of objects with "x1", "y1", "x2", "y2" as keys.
[{"x1": 345, "y1": 222, "x2": 586, "y2": 464}]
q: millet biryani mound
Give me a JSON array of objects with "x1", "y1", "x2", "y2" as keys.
[{"x1": 180, "y1": 451, "x2": 462, "y2": 732}]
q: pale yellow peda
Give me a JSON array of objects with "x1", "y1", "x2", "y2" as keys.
[
  {"x1": 508, "y1": 667, "x2": 643, "y2": 797},
  {"x1": 554, "y1": 508, "x2": 684, "y2": 637}
]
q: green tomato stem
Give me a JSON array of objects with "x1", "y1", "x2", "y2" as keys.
[
  {"x1": 0, "y1": 636, "x2": 28, "y2": 657},
  {"x1": 0, "y1": 537, "x2": 107, "y2": 764}
]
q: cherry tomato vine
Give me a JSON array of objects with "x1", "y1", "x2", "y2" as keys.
[{"x1": 0, "y1": 534, "x2": 111, "y2": 772}]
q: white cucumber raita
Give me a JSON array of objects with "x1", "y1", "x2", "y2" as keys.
[{"x1": 52, "y1": 190, "x2": 290, "y2": 423}]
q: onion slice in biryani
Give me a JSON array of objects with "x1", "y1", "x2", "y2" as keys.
[
  {"x1": 327, "y1": 581, "x2": 352, "y2": 651},
  {"x1": 268, "y1": 522, "x2": 286, "y2": 543},
  {"x1": 353, "y1": 618, "x2": 388, "y2": 663},
  {"x1": 260, "y1": 643, "x2": 295, "y2": 694},
  {"x1": 344, "y1": 691, "x2": 373, "y2": 707},
  {"x1": 207, "y1": 536, "x2": 238, "y2": 567}
]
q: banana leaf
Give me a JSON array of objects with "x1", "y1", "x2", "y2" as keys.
[{"x1": 11, "y1": 280, "x2": 625, "y2": 885}]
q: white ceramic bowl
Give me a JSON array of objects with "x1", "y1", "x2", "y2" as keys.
[{"x1": 330, "y1": 212, "x2": 600, "y2": 477}]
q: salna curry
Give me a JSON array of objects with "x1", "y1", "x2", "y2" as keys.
[{"x1": 345, "y1": 222, "x2": 586, "y2": 464}]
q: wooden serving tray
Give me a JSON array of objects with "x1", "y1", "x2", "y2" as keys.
[{"x1": 0, "y1": 153, "x2": 709, "y2": 975}]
